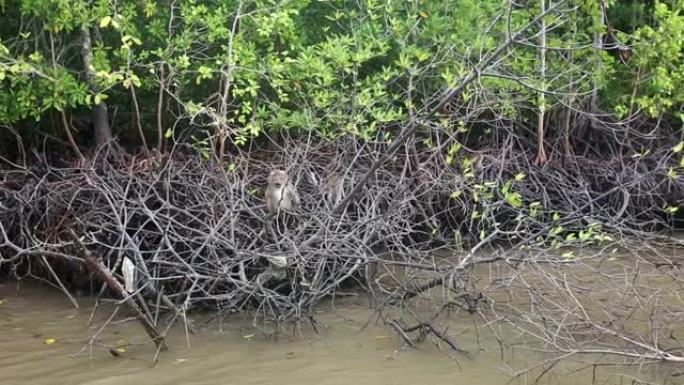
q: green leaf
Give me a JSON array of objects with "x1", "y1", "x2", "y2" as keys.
[
  {"x1": 164, "y1": 129, "x2": 173, "y2": 139},
  {"x1": 578, "y1": 230, "x2": 591, "y2": 241},
  {"x1": 122, "y1": 35, "x2": 142, "y2": 47},
  {"x1": 94, "y1": 93, "x2": 108, "y2": 104},
  {"x1": 505, "y1": 192, "x2": 523, "y2": 208},
  {"x1": 673, "y1": 141, "x2": 684, "y2": 153},
  {"x1": 100, "y1": 16, "x2": 112, "y2": 28},
  {"x1": 594, "y1": 234, "x2": 613, "y2": 242},
  {"x1": 561, "y1": 251, "x2": 575, "y2": 260},
  {"x1": 130, "y1": 73, "x2": 141, "y2": 87},
  {"x1": 501, "y1": 181, "x2": 512, "y2": 195},
  {"x1": 668, "y1": 167, "x2": 677, "y2": 179}
]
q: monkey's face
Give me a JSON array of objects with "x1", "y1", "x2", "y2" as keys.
[{"x1": 268, "y1": 170, "x2": 289, "y2": 189}]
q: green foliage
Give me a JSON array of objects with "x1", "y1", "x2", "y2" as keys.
[
  {"x1": 607, "y1": 0, "x2": 684, "y2": 127},
  {"x1": 630, "y1": 1, "x2": 684, "y2": 118},
  {"x1": 0, "y1": 0, "x2": 504, "y2": 144},
  {"x1": 0, "y1": 41, "x2": 89, "y2": 122},
  {"x1": 0, "y1": 0, "x2": 681, "y2": 153}
]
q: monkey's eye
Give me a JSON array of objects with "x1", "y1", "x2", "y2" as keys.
[{"x1": 274, "y1": 183, "x2": 282, "y2": 188}]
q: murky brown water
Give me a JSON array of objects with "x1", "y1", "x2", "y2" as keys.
[{"x1": 0, "y1": 281, "x2": 680, "y2": 385}]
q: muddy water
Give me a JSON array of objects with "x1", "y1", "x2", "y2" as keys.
[{"x1": 0, "y1": 282, "x2": 677, "y2": 385}]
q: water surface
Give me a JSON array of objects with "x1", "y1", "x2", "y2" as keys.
[{"x1": 0, "y1": 282, "x2": 678, "y2": 385}]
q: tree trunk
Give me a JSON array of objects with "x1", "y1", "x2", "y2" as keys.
[
  {"x1": 156, "y1": 63, "x2": 167, "y2": 153},
  {"x1": 80, "y1": 26, "x2": 114, "y2": 150},
  {"x1": 590, "y1": 2, "x2": 604, "y2": 114},
  {"x1": 60, "y1": 111, "x2": 85, "y2": 161},
  {"x1": 563, "y1": 53, "x2": 575, "y2": 161},
  {"x1": 50, "y1": 33, "x2": 85, "y2": 161},
  {"x1": 130, "y1": 84, "x2": 150, "y2": 158},
  {"x1": 215, "y1": 1, "x2": 244, "y2": 165},
  {"x1": 535, "y1": 0, "x2": 548, "y2": 166}
]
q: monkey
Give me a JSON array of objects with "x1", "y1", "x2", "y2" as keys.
[
  {"x1": 325, "y1": 171, "x2": 345, "y2": 208},
  {"x1": 265, "y1": 169, "x2": 300, "y2": 215},
  {"x1": 467, "y1": 152, "x2": 483, "y2": 170}
]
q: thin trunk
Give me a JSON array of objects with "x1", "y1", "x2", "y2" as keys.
[
  {"x1": 216, "y1": 0, "x2": 243, "y2": 165},
  {"x1": 50, "y1": 33, "x2": 85, "y2": 161},
  {"x1": 60, "y1": 111, "x2": 85, "y2": 161},
  {"x1": 563, "y1": 53, "x2": 575, "y2": 160},
  {"x1": 563, "y1": 95, "x2": 574, "y2": 158},
  {"x1": 130, "y1": 84, "x2": 150, "y2": 158},
  {"x1": 80, "y1": 26, "x2": 114, "y2": 150},
  {"x1": 535, "y1": 0, "x2": 548, "y2": 166},
  {"x1": 160, "y1": 0, "x2": 177, "y2": 154},
  {"x1": 156, "y1": 63, "x2": 166, "y2": 152},
  {"x1": 591, "y1": 0, "x2": 607, "y2": 114}
]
